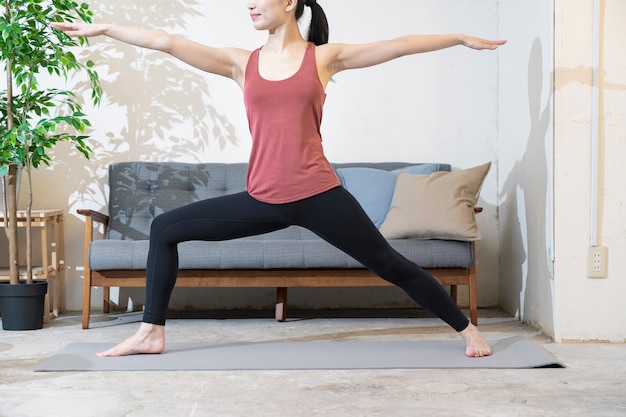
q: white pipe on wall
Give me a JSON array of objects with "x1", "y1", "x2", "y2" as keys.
[{"x1": 590, "y1": 0, "x2": 601, "y2": 247}]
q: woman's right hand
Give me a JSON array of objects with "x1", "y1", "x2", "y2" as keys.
[{"x1": 50, "y1": 22, "x2": 108, "y2": 38}]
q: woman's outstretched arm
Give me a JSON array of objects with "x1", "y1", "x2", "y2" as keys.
[
  {"x1": 50, "y1": 22, "x2": 250, "y2": 85},
  {"x1": 318, "y1": 34, "x2": 506, "y2": 78}
]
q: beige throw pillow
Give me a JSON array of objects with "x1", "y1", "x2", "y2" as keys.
[{"x1": 379, "y1": 162, "x2": 491, "y2": 241}]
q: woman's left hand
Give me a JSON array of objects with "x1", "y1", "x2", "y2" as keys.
[{"x1": 461, "y1": 35, "x2": 507, "y2": 50}]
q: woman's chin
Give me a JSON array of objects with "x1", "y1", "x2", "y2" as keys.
[{"x1": 250, "y1": 18, "x2": 264, "y2": 30}]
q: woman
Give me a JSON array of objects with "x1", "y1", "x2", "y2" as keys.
[{"x1": 52, "y1": 0, "x2": 506, "y2": 358}]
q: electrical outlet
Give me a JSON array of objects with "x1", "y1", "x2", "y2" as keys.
[{"x1": 587, "y1": 246, "x2": 608, "y2": 278}]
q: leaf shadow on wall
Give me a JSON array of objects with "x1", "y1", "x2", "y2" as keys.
[{"x1": 65, "y1": 0, "x2": 240, "y2": 212}]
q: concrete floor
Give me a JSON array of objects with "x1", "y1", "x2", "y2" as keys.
[{"x1": 0, "y1": 308, "x2": 624, "y2": 417}]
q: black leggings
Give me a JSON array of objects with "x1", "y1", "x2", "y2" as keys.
[{"x1": 143, "y1": 186, "x2": 470, "y2": 332}]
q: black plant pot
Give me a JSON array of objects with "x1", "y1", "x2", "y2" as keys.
[{"x1": 0, "y1": 281, "x2": 48, "y2": 331}]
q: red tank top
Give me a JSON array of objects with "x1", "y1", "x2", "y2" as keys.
[{"x1": 243, "y1": 42, "x2": 340, "y2": 203}]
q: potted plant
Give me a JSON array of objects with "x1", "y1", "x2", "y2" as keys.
[{"x1": 0, "y1": 0, "x2": 101, "y2": 330}]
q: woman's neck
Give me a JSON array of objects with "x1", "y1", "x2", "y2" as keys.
[{"x1": 264, "y1": 21, "x2": 306, "y2": 52}]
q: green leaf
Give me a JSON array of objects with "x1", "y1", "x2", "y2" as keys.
[{"x1": 1, "y1": 0, "x2": 100, "y2": 170}]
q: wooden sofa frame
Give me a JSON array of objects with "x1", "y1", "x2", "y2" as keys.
[{"x1": 78, "y1": 208, "x2": 480, "y2": 330}]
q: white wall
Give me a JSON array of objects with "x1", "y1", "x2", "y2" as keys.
[
  {"x1": 552, "y1": 0, "x2": 626, "y2": 342},
  {"x1": 496, "y1": 0, "x2": 626, "y2": 342},
  {"x1": 497, "y1": 1, "x2": 556, "y2": 336}
]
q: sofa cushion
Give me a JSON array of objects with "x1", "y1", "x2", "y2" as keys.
[
  {"x1": 88, "y1": 226, "x2": 473, "y2": 270},
  {"x1": 379, "y1": 162, "x2": 491, "y2": 241},
  {"x1": 336, "y1": 164, "x2": 449, "y2": 228}
]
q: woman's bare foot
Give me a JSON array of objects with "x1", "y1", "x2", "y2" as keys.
[
  {"x1": 96, "y1": 322, "x2": 165, "y2": 357},
  {"x1": 459, "y1": 323, "x2": 492, "y2": 357}
]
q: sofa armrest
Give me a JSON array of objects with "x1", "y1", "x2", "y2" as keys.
[
  {"x1": 77, "y1": 209, "x2": 110, "y2": 244},
  {"x1": 77, "y1": 209, "x2": 111, "y2": 330},
  {"x1": 77, "y1": 209, "x2": 110, "y2": 227}
]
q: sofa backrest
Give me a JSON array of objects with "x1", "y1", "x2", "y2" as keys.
[{"x1": 106, "y1": 161, "x2": 450, "y2": 240}]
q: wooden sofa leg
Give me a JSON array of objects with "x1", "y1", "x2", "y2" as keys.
[
  {"x1": 82, "y1": 271, "x2": 92, "y2": 329},
  {"x1": 103, "y1": 287, "x2": 110, "y2": 314},
  {"x1": 275, "y1": 287, "x2": 288, "y2": 322},
  {"x1": 450, "y1": 285, "x2": 458, "y2": 303},
  {"x1": 469, "y1": 274, "x2": 478, "y2": 326}
]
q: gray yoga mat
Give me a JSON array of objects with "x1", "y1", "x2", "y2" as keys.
[{"x1": 35, "y1": 336, "x2": 564, "y2": 372}]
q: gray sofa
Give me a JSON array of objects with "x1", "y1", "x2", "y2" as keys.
[{"x1": 78, "y1": 161, "x2": 480, "y2": 329}]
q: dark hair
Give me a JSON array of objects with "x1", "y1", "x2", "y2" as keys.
[{"x1": 296, "y1": 0, "x2": 329, "y2": 46}]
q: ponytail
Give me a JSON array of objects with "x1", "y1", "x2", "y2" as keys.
[{"x1": 296, "y1": 0, "x2": 329, "y2": 46}]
